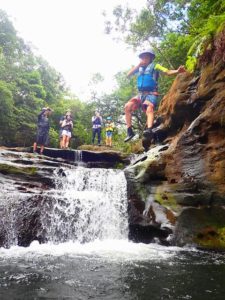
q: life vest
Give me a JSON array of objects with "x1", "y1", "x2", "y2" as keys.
[
  {"x1": 137, "y1": 62, "x2": 159, "y2": 92},
  {"x1": 105, "y1": 122, "x2": 114, "y2": 132}
]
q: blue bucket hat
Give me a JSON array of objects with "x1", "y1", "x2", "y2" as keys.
[{"x1": 138, "y1": 48, "x2": 155, "y2": 58}]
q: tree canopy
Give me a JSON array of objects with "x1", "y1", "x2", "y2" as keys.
[{"x1": 0, "y1": 1, "x2": 224, "y2": 152}]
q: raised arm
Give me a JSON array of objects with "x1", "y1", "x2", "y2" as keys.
[
  {"x1": 127, "y1": 61, "x2": 145, "y2": 78},
  {"x1": 61, "y1": 119, "x2": 67, "y2": 128},
  {"x1": 164, "y1": 65, "x2": 186, "y2": 76}
]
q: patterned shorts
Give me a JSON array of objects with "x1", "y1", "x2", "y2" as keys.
[{"x1": 129, "y1": 93, "x2": 158, "y2": 111}]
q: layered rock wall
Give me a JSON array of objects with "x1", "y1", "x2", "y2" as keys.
[{"x1": 125, "y1": 59, "x2": 225, "y2": 250}]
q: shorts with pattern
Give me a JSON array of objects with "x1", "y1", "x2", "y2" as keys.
[{"x1": 130, "y1": 93, "x2": 158, "y2": 111}]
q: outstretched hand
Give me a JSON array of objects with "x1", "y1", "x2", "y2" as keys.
[{"x1": 178, "y1": 65, "x2": 186, "y2": 73}]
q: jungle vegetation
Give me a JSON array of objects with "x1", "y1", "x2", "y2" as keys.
[{"x1": 0, "y1": 1, "x2": 224, "y2": 152}]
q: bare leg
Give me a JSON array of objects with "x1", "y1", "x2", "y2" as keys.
[
  {"x1": 144, "y1": 102, "x2": 154, "y2": 128},
  {"x1": 124, "y1": 98, "x2": 139, "y2": 142},
  {"x1": 40, "y1": 145, "x2": 44, "y2": 154},
  {"x1": 62, "y1": 135, "x2": 67, "y2": 149},
  {"x1": 33, "y1": 142, "x2": 37, "y2": 152},
  {"x1": 109, "y1": 137, "x2": 112, "y2": 147},
  {"x1": 60, "y1": 138, "x2": 63, "y2": 149},
  {"x1": 124, "y1": 101, "x2": 135, "y2": 128},
  {"x1": 65, "y1": 136, "x2": 70, "y2": 148}
]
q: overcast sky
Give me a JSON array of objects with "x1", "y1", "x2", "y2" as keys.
[{"x1": 0, "y1": 0, "x2": 146, "y2": 100}]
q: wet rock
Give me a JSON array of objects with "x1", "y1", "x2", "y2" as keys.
[
  {"x1": 128, "y1": 223, "x2": 171, "y2": 244},
  {"x1": 16, "y1": 196, "x2": 46, "y2": 247},
  {"x1": 173, "y1": 206, "x2": 225, "y2": 250},
  {"x1": 36, "y1": 147, "x2": 130, "y2": 168},
  {"x1": 124, "y1": 59, "x2": 225, "y2": 249}
]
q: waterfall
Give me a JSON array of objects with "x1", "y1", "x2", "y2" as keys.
[
  {"x1": 41, "y1": 167, "x2": 128, "y2": 243},
  {"x1": 74, "y1": 150, "x2": 82, "y2": 162}
]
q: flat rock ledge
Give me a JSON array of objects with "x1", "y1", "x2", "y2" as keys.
[{"x1": 0, "y1": 146, "x2": 130, "y2": 168}]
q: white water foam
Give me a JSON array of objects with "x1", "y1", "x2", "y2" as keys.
[
  {"x1": 41, "y1": 167, "x2": 128, "y2": 243},
  {"x1": 0, "y1": 165, "x2": 197, "y2": 263},
  {"x1": 0, "y1": 240, "x2": 186, "y2": 262}
]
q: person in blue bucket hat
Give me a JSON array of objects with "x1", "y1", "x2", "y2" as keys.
[{"x1": 124, "y1": 48, "x2": 186, "y2": 145}]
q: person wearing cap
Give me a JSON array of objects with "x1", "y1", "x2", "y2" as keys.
[
  {"x1": 33, "y1": 107, "x2": 52, "y2": 154},
  {"x1": 92, "y1": 110, "x2": 102, "y2": 146},
  {"x1": 124, "y1": 48, "x2": 186, "y2": 142},
  {"x1": 59, "y1": 110, "x2": 72, "y2": 149},
  {"x1": 105, "y1": 116, "x2": 115, "y2": 147}
]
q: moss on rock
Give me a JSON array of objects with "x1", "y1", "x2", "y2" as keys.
[
  {"x1": 0, "y1": 163, "x2": 37, "y2": 176},
  {"x1": 155, "y1": 187, "x2": 179, "y2": 211},
  {"x1": 194, "y1": 226, "x2": 225, "y2": 250},
  {"x1": 174, "y1": 206, "x2": 225, "y2": 251}
]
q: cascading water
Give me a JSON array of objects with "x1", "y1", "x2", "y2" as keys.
[
  {"x1": 74, "y1": 150, "x2": 83, "y2": 162},
  {"x1": 1, "y1": 155, "x2": 225, "y2": 300},
  {"x1": 41, "y1": 167, "x2": 128, "y2": 243}
]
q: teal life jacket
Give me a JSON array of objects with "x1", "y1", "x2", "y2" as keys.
[{"x1": 137, "y1": 62, "x2": 159, "y2": 92}]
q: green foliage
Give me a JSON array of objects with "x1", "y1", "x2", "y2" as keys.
[
  {"x1": 0, "y1": 9, "x2": 133, "y2": 152},
  {"x1": 0, "y1": 81, "x2": 14, "y2": 144},
  {"x1": 0, "y1": 10, "x2": 75, "y2": 148},
  {"x1": 186, "y1": 56, "x2": 197, "y2": 72},
  {"x1": 49, "y1": 128, "x2": 59, "y2": 148},
  {"x1": 100, "y1": 0, "x2": 225, "y2": 145},
  {"x1": 105, "y1": 0, "x2": 225, "y2": 75},
  {"x1": 1, "y1": 1, "x2": 225, "y2": 153}
]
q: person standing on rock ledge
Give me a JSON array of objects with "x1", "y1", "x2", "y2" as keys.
[
  {"x1": 61, "y1": 113, "x2": 73, "y2": 149},
  {"x1": 92, "y1": 110, "x2": 102, "y2": 146},
  {"x1": 124, "y1": 48, "x2": 186, "y2": 143},
  {"x1": 59, "y1": 110, "x2": 72, "y2": 149},
  {"x1": 105, "y1": 116, "x2": 115, "y2": 147},
  {"x1": 33, "y1": 107, "x2": 52, "y2": 155}
]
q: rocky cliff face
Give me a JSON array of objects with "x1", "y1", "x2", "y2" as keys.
[{"x1": 125, "y1": 59, "x2": 225, "y2": 250}]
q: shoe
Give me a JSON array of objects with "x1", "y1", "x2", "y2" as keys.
[
  {"x1": 124, "y1": 127, "x2": 135, "y2": 142},
  {"x1": 98, "y1": 144, "x2": 101, "y2": 146},
  {"x1": 143, "y1": 128, "x2": 153, "y2": 139}
]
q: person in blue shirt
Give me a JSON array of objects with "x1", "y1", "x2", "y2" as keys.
[
  {"x1": 92, "y1": 110, "x2": 102, "y2": 146},
  {"x1": 124, "y1": 48, "x2": 186, "y2": 142}
]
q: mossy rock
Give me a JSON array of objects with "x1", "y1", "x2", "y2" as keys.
[
  {"x1": 174, "y1": 206, "x2": 225, "y2": 251},
  {"x1": 194, "y1": 226, "x2": 225, "y2": 250},
  {"x1": 0, "y1": 163, "x2": 37, "y2": 176},
  {"x1": 155, "y1": 186, "x2": 179, "y2": 212}
]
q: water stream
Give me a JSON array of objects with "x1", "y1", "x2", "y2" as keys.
[
  {"x1": 0, "y1": 165, "x2": 225, "y2": 299},
  {"x1": 41, "y1": 167, "x2": 128, "y2": 243}
]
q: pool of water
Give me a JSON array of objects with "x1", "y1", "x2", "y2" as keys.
[{"x1": 0, "y1": 240, "x2": 224, "y2": 300}]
